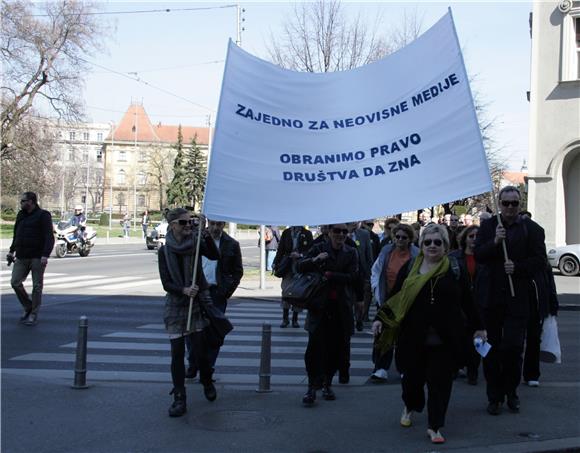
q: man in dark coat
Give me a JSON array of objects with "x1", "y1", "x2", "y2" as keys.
[
  {"x1": 273, "y1": 226, "x2": 314, "y2": 328},
  {"x1": 196, "y1": 219, "x2": 243, "y2": 370},
  {"x1": 8, "y1": 192, "x2": 55, "y2": 326},
  {"x1": 474, "y1": 186, "x2": 547, "y2": 415}
]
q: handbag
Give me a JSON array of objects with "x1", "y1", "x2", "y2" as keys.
[
  {"x1": 281, "y1": 272, "x2": 323, "y2": 309},
  {"x1": 273, "y1": 255, "x2": 292, "y2": 278},
  {"x1": 202, "y1": 303, "x2": 234, "y2": 348},
  {"x1": 540, "y1": 315, "x2": 562, "y2": 363}
]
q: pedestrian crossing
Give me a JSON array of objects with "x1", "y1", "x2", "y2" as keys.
[
  {"x1": 4, "y1": 301, "x2": 378, "y2": 387},
  {"x1": 0, "y1": 270, "x2": 161, "y2": 293}
]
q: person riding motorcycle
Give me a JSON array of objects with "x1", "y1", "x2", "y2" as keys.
[{"x1": 71, "y1": 205, "x2": 87, "y2": 243}]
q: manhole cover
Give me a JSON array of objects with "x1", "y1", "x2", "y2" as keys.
[{"x1": 194, "y1": 410, "x2": 280, "y2": 432}]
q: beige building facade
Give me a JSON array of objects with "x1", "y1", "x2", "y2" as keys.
[{"x1": 527, "y1": 1, "x2": 580, "y2": 247}]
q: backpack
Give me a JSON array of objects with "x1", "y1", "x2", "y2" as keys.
[{"x1": 264, "y1": 227, "x2": 273, "y2": 242}]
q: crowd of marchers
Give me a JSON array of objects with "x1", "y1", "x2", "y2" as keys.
[{"x1": 6, "y1": 186, "x2": 558, "y2": 446}]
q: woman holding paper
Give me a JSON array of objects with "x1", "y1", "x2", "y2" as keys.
[
  {"x1": 157, "y1": 208, "x2": 220, "y2": 417},
  {"x1": 372, "y1": 224, "x2": 485, "y2": 444}
]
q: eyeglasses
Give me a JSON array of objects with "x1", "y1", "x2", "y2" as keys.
[
  {"x1": 501, "y1": 200, "x2": 520, "y2": 207},
  {"x1": 423, "y1": 239, "x2": 443, "y2": 247},
  {"x1": 331, "y1": 228, "x2": 349, "y2": 235},
  {"x1": 395, "y1": 235, "x2": 409, "y2": 240},
  {"x1": 20, "y1": 199, "x2": 30, "y2": 203},
  {"x1": 467, "y1": 234, "x2": 477, "y2": 239},
  {"x1": 172, "y1": 219, "x2": 194, "y2": 226}
]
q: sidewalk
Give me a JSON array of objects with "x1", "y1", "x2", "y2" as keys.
[{"x1": 2, "y1": 372, "x2": 579, "y2": 452}]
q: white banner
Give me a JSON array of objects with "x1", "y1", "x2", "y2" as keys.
[{"x1": 203, "y1": 10, "x2": 492, "y2": 226}]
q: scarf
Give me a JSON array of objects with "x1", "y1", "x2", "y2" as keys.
[
  {"x1": 163, "y1": 230, "x2": 195, "y2": 288},
  {"x1": 375, "y1": 253, "x2": 449, "y2": 354}
]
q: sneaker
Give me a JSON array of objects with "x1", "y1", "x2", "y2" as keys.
[
  {"x1": 370, "y1": 369, "x2": 388, "y2": 382},
  {"x1": 525, "y1": 380, "x2": 540, "y2": 387},
  {"x1": 185, "y1": 366, "x2": 197, "y2": 379},
  {"x1": 400, "y1": 407, "x2": 412, "y2": 427},
  {"x1": 24, "y1": 313, "x2": 37, "y2": 326},
  {"x1": 19, "y1": 310, "x2": 31, "y2": 324},
  {"x1": 168, "y1": 388, "x2": 187, "y2": 417},
  {"x1": 427, "y1": 428, "x2": 445, "y2": 444}
]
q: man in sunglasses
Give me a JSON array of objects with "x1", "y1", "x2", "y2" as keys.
[
  {"x1": 7, "y1": 192, "x2": 55, "y2": 326},
  {"x1": 474, "y1": 186, "x2": 547, "y2": 416}
]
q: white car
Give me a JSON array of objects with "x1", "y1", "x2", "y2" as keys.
[
  {"x1": 145, "y1": 220, "x2": 168, "y2": 250},
  {"x1": 547, "y1": 244, "x2": 580, "y2": 276}
]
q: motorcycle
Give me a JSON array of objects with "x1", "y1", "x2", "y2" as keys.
[{"x1": 53, "y1": 215, "x2": 97, "y2": 258}]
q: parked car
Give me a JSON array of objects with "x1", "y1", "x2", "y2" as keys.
[
  {"x1": 146, "y1": 220, "x2": 168, "y2": 250},
  {"x1": 547, "y1": 244, "x2": 580, "y2": 276}
]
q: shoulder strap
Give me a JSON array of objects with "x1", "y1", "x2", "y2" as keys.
[{"x1": 448, "y1": 255, "x2": 461, "y2": 280}]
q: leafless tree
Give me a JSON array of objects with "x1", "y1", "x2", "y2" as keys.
[
  {"x1": 1, "y1": 0, "x2": 109, "y2": 160},
  {"x1": 267, "y1": 0, "x2": 422, "y2": 72},
  {"x1": 147, "y1": 144, "x2": 174, "y2": 211}
]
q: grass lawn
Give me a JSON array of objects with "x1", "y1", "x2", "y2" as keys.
[{"x1": 0, "y1": 222, "x2": 136, "y2": 240}]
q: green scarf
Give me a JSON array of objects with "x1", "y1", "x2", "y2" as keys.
[{"x1": 375, "y1": 253, "x2": 449, "y2": 354}]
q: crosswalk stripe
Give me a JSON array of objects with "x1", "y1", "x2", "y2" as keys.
[
  {"x1": 98, "y1": 279, "x2": 161, "y2": 290},
  {"x1": 9, "y1": 352, "x2": 373, "y2": 369},
  {"x1": 44, "y1": 276, "x2": 144, "y2": 289},
  {"x1": 60, "y1": 340, "x2": 372, "y2": 355}
]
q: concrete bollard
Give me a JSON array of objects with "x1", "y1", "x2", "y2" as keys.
[
  {"x1": 72, "y1": 316, "x2": 89, "y2": 389},
  {"x1": 256, "y1": 322, "x2": 272, "y2": 393}
]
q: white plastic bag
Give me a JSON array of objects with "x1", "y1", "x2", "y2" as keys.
[{"x1": 540, "y1": 315, "x2": 562, "y2": 364}]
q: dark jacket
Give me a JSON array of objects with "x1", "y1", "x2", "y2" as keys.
[
  {"x1": 273, "y1": 227, "x2": 313, "y2": 277},
  {"x1": 10, "y1": 206, "x2": 55, "y2": 259},
  {"x1": 296, "y1": 241, "x2": 358, "y2": 334},
  {"x1": 215, "y1": 232, "x2": 243, "y2": 300},
  {"x1": 392, "y1": 262, "x2": 483, "y2": 373},
  {"x1": 368, "y1": 230, "x2": 381, "y2": 262},
  {"x1": 474, "y1": 216, "x2": 546, "y2": 317}
]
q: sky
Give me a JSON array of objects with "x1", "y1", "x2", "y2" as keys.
[{"x1": 81, "y1": 1, "x2": 533, "y2": 171}]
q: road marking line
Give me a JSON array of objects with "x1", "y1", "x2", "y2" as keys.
[{"x1": 44, "y1": 276, "x2": 144, "y2": 289}]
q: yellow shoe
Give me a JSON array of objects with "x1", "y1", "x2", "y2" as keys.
[{"x1": 400, "y1": 407, "x2": 412, "y2": 427}]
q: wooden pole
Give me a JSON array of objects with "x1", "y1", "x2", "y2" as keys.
[
  {"x1": 492, "y1": 195, "x2": 516, "y2": 298},
  {"x1": 186, "y1": 216, "x2": 204, "y2": 332}
]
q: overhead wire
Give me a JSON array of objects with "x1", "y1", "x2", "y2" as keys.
[{"x1": 30, "y1": 4, "x2": 237, "y2": 17}]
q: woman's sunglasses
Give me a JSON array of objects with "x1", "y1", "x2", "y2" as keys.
[
  {"x1": 172, "y1": 219, "x2": 194, "y2": 226},
  {"x1": 395, "y1": 234, "x2": 409, "y2": 240},
  {"x1": 423, "y1": 239, "x2": 443, "y2": 247},
  {"x1": 331, "y1": 228, "x2": 349, "y2": 235}
]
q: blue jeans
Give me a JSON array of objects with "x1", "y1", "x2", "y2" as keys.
[{"x1": 266, "y1": 249, "x2": 276, "y2": 271}]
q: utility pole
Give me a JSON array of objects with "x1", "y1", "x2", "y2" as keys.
[
  {"x1": 108, "y1": 122, "x2": 115, "y2": 230},
  {"x1": 133, "y1": 106, "x2": 138, "y2": 231}
]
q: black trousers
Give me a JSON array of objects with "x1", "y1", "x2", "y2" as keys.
[
  {"x1": 172, "y1": 332, "x2": 212, "y2": 389},
  {"x1": 482, "y1": 306, "x2": 527, "y2": 403},
  {"x1": 401, "y1": 344, "x2": 455, "y2": 431},
  {"x1": 305, "y1": 306, "x2": 350, "y2": 388},
  {"x1": 523, "y1": 300, "x2": 542, "y2": 382}
]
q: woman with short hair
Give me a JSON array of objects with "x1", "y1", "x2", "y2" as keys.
[
  {"x1": 157, "y1": 208, "x2": 220, "y2": 417},
  {"x1": 373, "y1": 224, "x2": 485, "y2": 444}
]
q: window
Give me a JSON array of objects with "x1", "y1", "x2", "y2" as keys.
[
  {"x1": 97, "y1": 132, "x2": 103, "y2": 141},
  {"x1": 138, "y1": 194, "x2": 146, "y2": 206},
  {"x1": 118, "y1": 150, "x2": 127, "y2": 162},
  {"x1": 96, "y1": 149, "x2": 103, "y2": 162},
  {"x1": 138, "y1": 150, "x2": 147, "y2": 162},
  {"x1": 117, "y1": 169, "x2": 126, "y2": 184},
  {"x1": 138, "y1": 171, "x2": 147, "y2": 185},
  {"x1": 561, "y1": 7, "x2": 580, "y2": 81},
  {"x1": 69, "y1": 131, "x2": 76, "y2": 141},
  {"x1": 68, "y1": 148, "x2": 74, "y2": 161},
  {"x1": 82, "y1": 149, "x2": 89, "y2": 162},
  {"x1": 83, "y1": 132, "x2": 89, "y2": 141}
]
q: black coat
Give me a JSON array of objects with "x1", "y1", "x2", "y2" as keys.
[
  {"x1": 10, "y1": 206, "x2": 55, "y2": 259},
  {"x1": 393, "y1": 263, "x2": 482, "y2": 373},
  {"x1": 474, "y1": 216, "x2": 546, "y2": 317},
  {"x1": 215, "y1": 232, "x2": 243, "y2": 300},
  {"x1": 273, "y1": 227, "x2": 313, "y2": 276},
  {"x1": 297, "y1": 241, "x2": 358, "y2": 334}
]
